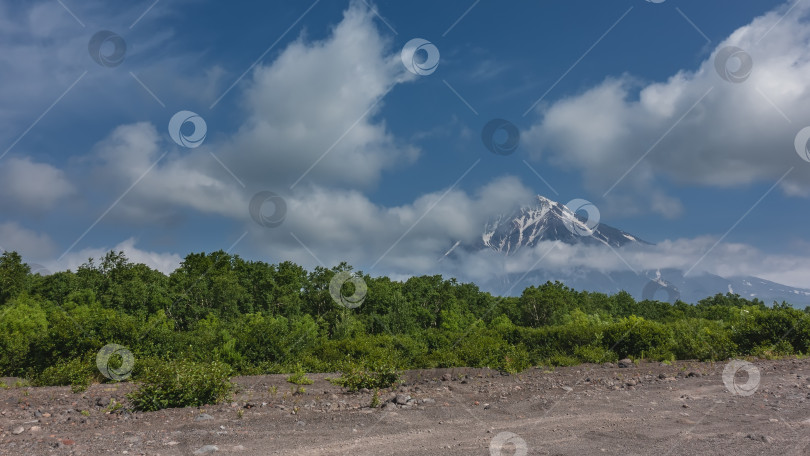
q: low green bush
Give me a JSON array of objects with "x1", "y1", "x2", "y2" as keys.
[
  {"x1": 127, "y1": 359, "x2": 233, "y2": 411},
  {"x1": 33, "y1": 355, "x2": 97, "y2": 393},
  {"x1": 286, "y1": 363, "x2": 314, "y2": 385},
  {"x1": 327, "y1": 361, "x2": 401, "y2": 391}
]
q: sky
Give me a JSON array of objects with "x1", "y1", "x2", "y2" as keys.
[{"x1": 1, "y1": 0, "x2": 810, "y2": 290}]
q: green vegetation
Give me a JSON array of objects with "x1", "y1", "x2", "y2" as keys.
[
  {"x1": 286, "y1": 364, "x2": 314, "y2": 385},
  {"x1": 1, "y1": 249, "x2": 809, "y2": 410},
  {"x1": 126, "y1": 359, "x2": 233, "y2": 412}
]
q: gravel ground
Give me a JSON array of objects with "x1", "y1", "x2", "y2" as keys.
[{"x1": 2, "y1": 358, "x2": 810, "y2": 455}]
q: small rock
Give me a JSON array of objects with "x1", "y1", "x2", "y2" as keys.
[
  {"x1": 195, "y1": 413, "x2": 214, "y2": 421},
  {"x1": 29, "y1": 426, "x2": 41, "y2": 432},
  {"x1": 626, "y1": 379, "x2": 637, "y2": 387},
  {"x1": 166, "y1": 441, "x2": 180, "y2": 446},
  {"x1": 11, "y1": 426, "x2": 24, "y2": 435},
  {"x1": 483, "y1": 403, "x2": 491, "y2": 410},
  {"x1": 194, "y1": 445, "x2": 219, "y2": 454},
  {"x1": 395, "y1": 394, "x2": 411, "y2": 405},
  {"x1": 618, "y1": 359, "x2": 633, "y2": 368},
  {"x1": 441, "y1": 374, "x2": 452, "y2": 382},
  {"x1": 561, "y1": 386, "x2": 573, "y2": 393}
]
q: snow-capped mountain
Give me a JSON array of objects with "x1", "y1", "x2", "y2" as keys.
[
  {"x1": 456, "y1": 195, "x2": 810, "y2": 307},
  {"x1": 480, "y1": 195, "x2": 648, "y2": 254}
]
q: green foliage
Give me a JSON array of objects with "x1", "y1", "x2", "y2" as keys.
[
  {"x1": 1, "y1": 248, "x2": 808, "y2": 394},
  {"x1": 127, "y1": 359, "x2": 233, "y2": 411},
  {"x1": 286, "y1": 364, "x2": 314, "y2": 385},
  {"x1": 327, "y1": 361, "x2": 401, "y2": 392},
  {"x1": 33, "y1": 356, "x2": 97, "y2": 393}
]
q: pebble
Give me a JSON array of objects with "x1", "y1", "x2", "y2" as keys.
[
  {"x1": 11, "y1": 426, "x2": 24, "y2": 435},
  {"x1": 194, "y1": 445, "x2": 219, "y2": 454},
  {"x1": 195, "y1": 413, "x2": 215, "y2": 421}
]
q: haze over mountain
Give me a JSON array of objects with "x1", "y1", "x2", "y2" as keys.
[{"x1": 448, "y1": 195, "x2": 810, "y2": 306}]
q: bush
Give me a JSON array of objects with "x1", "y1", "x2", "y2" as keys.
[
  {"x1": 286, "y1": 364, "x2": 314, "y2": 385},
  {"x1": 33, "y1": 356, "x2": 97, "y2": 393},
  {"x1": 573, "y1": 344, "x2": 617, "y2": 364},
  {"x1": 327, "y1": 361, "x2": 401, "y2": 391},
  {"x1": 127, "y1": 359, "x2": 233, "y2": 411}
]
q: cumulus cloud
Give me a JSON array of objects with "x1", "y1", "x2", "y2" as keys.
[
  {"x1": 89, "y1": 122, "x2": 245, "y2": 223},
  {"x1": 86, "y1": 1, "x2": 417, "y2": 224},
  {"x1": 0, "y1": 157, "x2": 75, "y2": 213},
  {"x1": 523, "y1": 1, "x2": 810, "y2": 215},
  {"x1": 247, "y1": 175, "x2": 536, "y2": 274},
  {"x1": 0, "y1": 222, "x2": 58, "y2": 260}
]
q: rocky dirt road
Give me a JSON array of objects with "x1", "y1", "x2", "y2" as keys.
[{"x1": 2, "y1": 358, "x2": 810, "y2": 455}]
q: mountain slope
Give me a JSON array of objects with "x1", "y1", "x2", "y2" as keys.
[
  {"x1": 480, "y1": 196, "x2": 649, "y2": 255},
  {"x1": 459, "y1": 195, "x2": 810, "y2": 306}
]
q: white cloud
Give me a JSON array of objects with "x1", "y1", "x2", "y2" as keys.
[
  {"x1": 85, "y1": 1, "x2": 418, "y2": 224},
  {"x1": 523, "y1": 1, "x2": 810, "y2": 215},
  {"x1": 0, "y1": 222, "x2": 57, "y2": 259},
  {"x1": 57, "y1": 237, "x2": 182, "y2": 275},
  {"x1": 247, "y1": 175, "x2": 536, "y2": 274},
  {"x1": 0, "y1": 157, "x2": 75, "y2": 213}
]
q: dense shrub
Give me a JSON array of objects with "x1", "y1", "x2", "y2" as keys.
[
  {"x1": 327, "y1": 361, "x2": 401, "y2": 391},
  {"x1": 33, "y1": 356, "x2": 98, "y2": 392},
  {"x1": 0, "y1": 249, "x2": 807, "y2": 395},
  {"x1": 127, "y1": 359, "x2": 233, "y2": 411}
]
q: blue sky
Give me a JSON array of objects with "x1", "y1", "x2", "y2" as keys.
[{"x1": 1, "y1": 0, "x2": 809, "y2": 289}]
